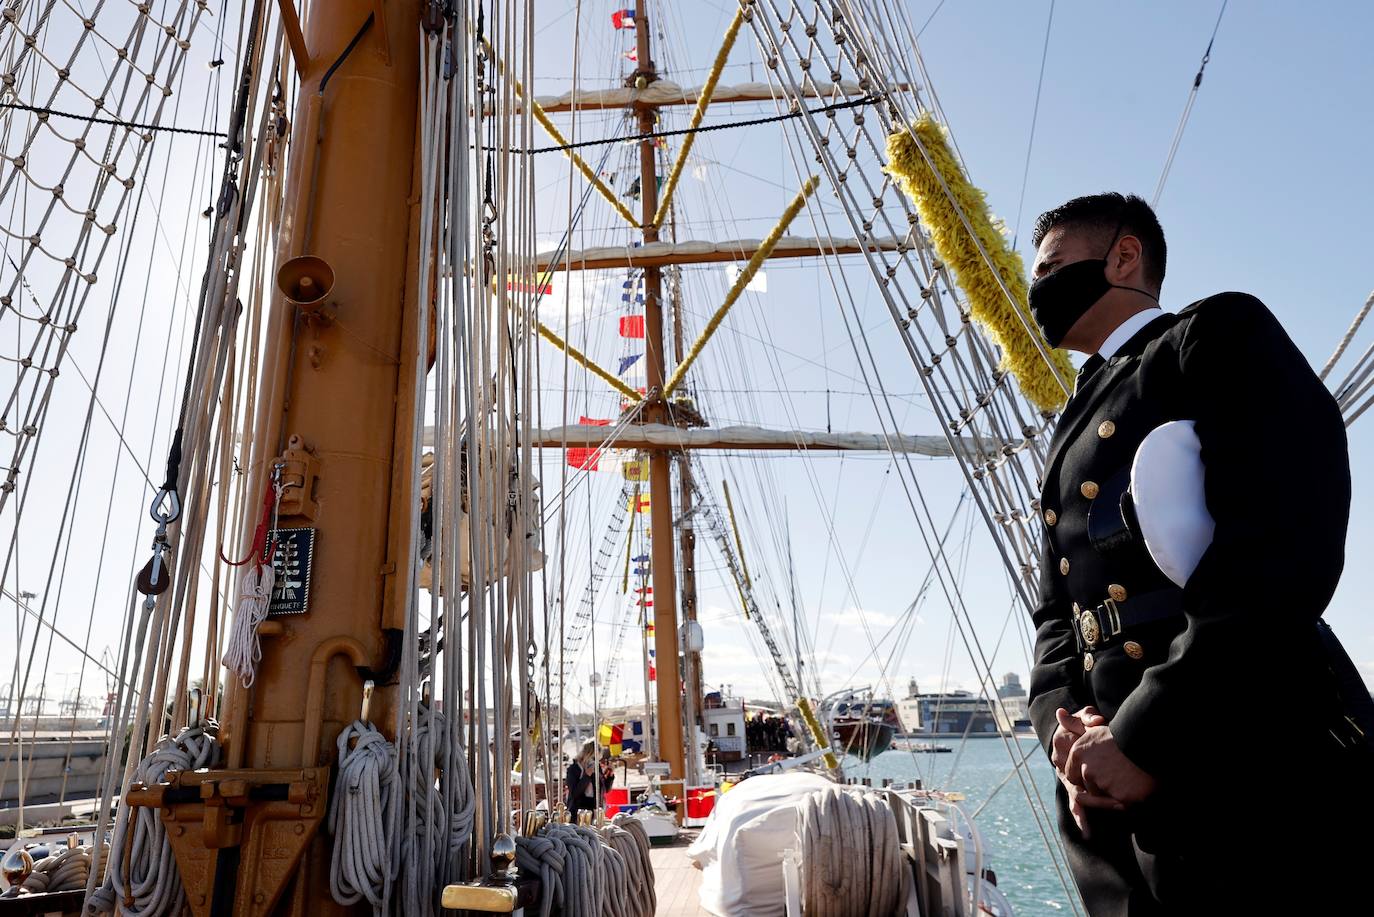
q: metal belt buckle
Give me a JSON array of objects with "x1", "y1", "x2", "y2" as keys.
[
  {"x1": 1079, "y1": 609, "x2": 1100, "y2": 648},
  {"x1": 1102, "y1": 597, "x2": 1123, "y2": 642}
]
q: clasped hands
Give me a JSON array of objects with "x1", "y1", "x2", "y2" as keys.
[{"x1": 1052, "y1": 706, "x2": 1157, "y2": 837}]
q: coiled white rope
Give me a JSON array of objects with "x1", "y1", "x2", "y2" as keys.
[
  {"x1": 515, "y1": 833, "x2": 567, "y2": 917},
  {"x1": 327, "y1": 720, "x2": 401, "y2": 916},
  {"x1": 220, "y1": 559, "x2": 275, "y2": 687},
  {"x1": 0, "y1": 843, "x2": 107, "y2": 897},
  {"x1": 603, "y1": 818, "x2": 655, "y2": 917},
  {"x1": 398, "y1": 704, "x2": 476, "y2": 914},
  {"x1": 86, "y1": 724, "x2": 222, "y2": 917},
  {"x1": 513, "y1": 820, "x2": 656, "y2": 917},
  {"x1": 797, "y1": 787, "x2": 909, "y2": 917}
]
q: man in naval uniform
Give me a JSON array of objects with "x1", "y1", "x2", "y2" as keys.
[{"x1": 1025, "y1": 192, "x2": 1372, "y2": 915}]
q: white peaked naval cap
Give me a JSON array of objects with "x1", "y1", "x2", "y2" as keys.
[{"x1": 1129, "y1": 420, "x2": 1216, "y2": 588}]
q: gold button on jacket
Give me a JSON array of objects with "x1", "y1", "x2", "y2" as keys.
[
  {"x1": 1107, "y1": 584, "x2": 1127, "y2": 602},
  {"x1": 1080, "y1": 481, "x2": 1099, "y2": 499},
  {"x1": 1098, "y1": 420, "x2": 1116, "y2": 439},
  {"x1": 1124, "y1": 641, "x2": 1145, "y2": 659},
  {"x1": 1044, "y1": 508, "x2": 1057, "y2": 526}
]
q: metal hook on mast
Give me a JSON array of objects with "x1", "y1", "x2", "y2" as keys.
[
  {"x1": 149, "y1": 486, "x2": 181, "y2": 526},
  {"x1": 188, "y1": 686, "x2": 205, "y2": 730},
  {"x1": 360, "y1": 679, "x2": 375, "y2": 725}
]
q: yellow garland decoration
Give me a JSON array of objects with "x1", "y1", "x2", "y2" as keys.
[
  {"x1": 478, "y1": 34, "x2": 640, "y2": 229},
  {"x1": 885, "y1": 116, "x2": 1073, "y2": 412},
  {"x1": 529, "y1": 102, "x2": 642, "y2": 229},
  {"x1": 651, "y1": 7, "x2": 746, "y2": 228},
  {"x1": 535, "y1": 321, "x2": 645, "y2": 403}
]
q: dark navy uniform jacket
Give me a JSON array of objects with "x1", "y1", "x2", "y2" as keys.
[{"x1": 1027, "y1": 293, "x2": 1368, "y2": 915}]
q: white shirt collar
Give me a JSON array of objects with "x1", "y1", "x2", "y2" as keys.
[{"x1": 1098, "y1": 307, "x2": 1164, "y2": 360}]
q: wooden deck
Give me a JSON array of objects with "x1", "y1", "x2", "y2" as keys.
[{"x1": 651, "y1": 838, "x2": 709, "y2": 916}]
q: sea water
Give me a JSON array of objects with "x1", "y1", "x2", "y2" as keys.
[{"x1": 843, "y1": 736, "x2": 1077, "y2": 917}]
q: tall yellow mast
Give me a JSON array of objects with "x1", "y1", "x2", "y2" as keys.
[{"x1": 137, "y1": 3, "x2": 425, "y2": 914}]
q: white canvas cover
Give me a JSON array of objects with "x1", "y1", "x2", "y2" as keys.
[{"x1": 685, "y1": 773, "x2": 833, "y2": 917}]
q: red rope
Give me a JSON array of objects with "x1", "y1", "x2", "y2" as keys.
[{"x1": 219, "y1": 484, "x2": 278, "y2": 566}]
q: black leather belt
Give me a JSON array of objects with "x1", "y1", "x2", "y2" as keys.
[{"x1": 1073, "y1": 587, "x2": 1184, "y2": 653}]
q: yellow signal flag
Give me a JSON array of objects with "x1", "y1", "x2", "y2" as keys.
[{"x1": 622, "y1": 459, "x2": 649, "y2": 482}]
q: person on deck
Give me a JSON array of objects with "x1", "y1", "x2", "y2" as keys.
[
  {"x1": 565, "y1": 739, "x2": 615, "y2": 823},
  {"x1": 1025, "y1": 192, "x2": 1373, "y2": 916}
]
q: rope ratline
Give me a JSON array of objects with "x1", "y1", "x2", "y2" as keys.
[
  {"x1": 0, "y1": 102, "x2": 228, "y2": 139},
  {"x1": 523, "y1": 93, "x2": 883, "y2": 156}
]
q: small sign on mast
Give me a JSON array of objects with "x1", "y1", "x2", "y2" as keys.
[{"x1": 267, "y1": 527, "x2": 316, "y2": 616}]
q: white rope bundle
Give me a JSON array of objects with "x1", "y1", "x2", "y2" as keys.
[
  {"x1": 220, "y1": 560, "x2": 275, "y2": 687},
  {"x1": 515, "y1": 833, "x2": 567, "y2": 917},
  {"x1": 797, "y1": 788, "x2": 909, "y2": 917},
  {"x1": 86, "y1": 724, "x2": 222, "y2": 917},
  {"x1": 327, "y1": 721, "x2": 401, "y2": 916},
  {"x1": 597, "y1": 837, "x2": 629, "y2": 917},
  {"x1": 398, "y1": 704, "x2": 476, "y2": 914},
  {"x1": 0, "y1": 844, "x2": 107, "y2": 897},
  {"x1": 513, "y1": 820, "x2": 656, "y2": 917},
  {"x1": 603, "y1": 818, "x2": 655, "y2": 917}
]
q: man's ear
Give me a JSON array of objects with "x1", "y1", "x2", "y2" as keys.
[{"x1": 1108, "y1": 235, "x2": 1144, "y2": 285}]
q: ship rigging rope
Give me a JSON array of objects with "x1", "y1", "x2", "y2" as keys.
[
  {"x1": 398, "y1": 30, "x2": 489, "y2": 907},
  {"x1": 472, "y1": 26, "x2": 639, "y2": 229},
  {"x1": 86, "y1": 723, "x2": 222, "y2": 917},
  {"x1": 663, "y1": 174, "x2": 819, "y2": 396},
  {"x1": 88, "y1": 2, "x2": 284, "y2": 900},
  {"x1": 1321, "y1": 289, "x2": 1374, "y2": 381},
  {"x1": 650, "y1": 7, "x2": 747, "y2": 228},
  {"x1": 780, "y1": 0, "x2": 1033, "y2": 698},
  {"x1": 746, "y1": 3, "x2": 1084, "y2": 909},
  {"x1": 856, "y1": 1, "x2": 1084, "y2": 897},
  {"x1": 790, "y1": 102, "x2": 1091, "y2": 917},
  {"x1": 665, "y1": 62, "x2": 856, "y2": 704},
  {"x1": 659, "y1": 8, "x2": 895, "y2": 709},
  {"x1": 1011, "y1": 0, "x2": 1056, "y2": 247},
  {"x1": 0, "y1": 0, "x2": 213, "y2": 523},
  {"x1": 1151, "y1": 0, "x2": 1229, "y2": 208},
  {"x1": 0, "y1": 14, "x2": 232, "y2": 809},
  {"x1": 328, "y1": 721, "x2": 402, "y2": 915},
  {"x1": 0, "y1": 101, "x2": 229, "y2": 138},
  {"x1": 1334, "y1": 342, "x2": 1374, "y2": 428},
  {"x1": 521, "y1": 93, "x2": 883, "y2": 155}
]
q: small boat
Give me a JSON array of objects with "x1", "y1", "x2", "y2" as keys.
[
  {"x1": 893, "y1": 739, "x2": 954, "y2": 753},
  {"x1": 821, "y1": 690, "x2": 901, "y2": 761}
]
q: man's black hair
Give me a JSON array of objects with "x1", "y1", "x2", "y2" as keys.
[{"x1": 1031, "y1": 192, "x2": 1167, "y2": 290}]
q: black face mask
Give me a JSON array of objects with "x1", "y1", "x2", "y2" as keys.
[{"x1": 1028, "y1": 258, "x2": 1112, "y2": 348}]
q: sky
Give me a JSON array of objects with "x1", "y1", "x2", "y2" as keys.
[
  {"x1": 2, "y1": 2, "x2": 1372, "y2": 728},
  {"x1": 523, "y1": 0, "x2": 1374, "y2": 713}
]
